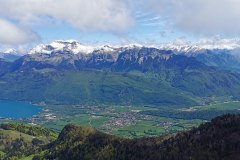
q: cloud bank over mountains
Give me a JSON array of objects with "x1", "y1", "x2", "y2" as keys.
[{"x1": 0, "y1": 0, "x2": 240, "y2": 46}]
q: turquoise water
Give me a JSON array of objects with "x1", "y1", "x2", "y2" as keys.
[{"x1": 0, "y1": 100, "x2": 42, "y2": 118}]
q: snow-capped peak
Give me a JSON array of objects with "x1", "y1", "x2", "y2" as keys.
[
  {"x1": 29, "y1": 40, "x2": 145, "y2": 55},
  {"x1": 28, "y1": 38, "x2": 240, "y2": 56},
  {"x1": 3, "y1": 48, "x2": 17, "y2": 54},
  {"x1": 0, "y1": 48, "x2": 22, "y2": 61},
  {"x1": 123, "y1": 43, "x2": 143, "y2": 49},
  {"x1": 157, "y1": 43, "x2": 240, "y2": 53},
  {"x1": 29, "y1": 40, "x2": 96, "y2": 55},
  {"x1": 157, "y1": 39, "x2": 240, "y2": 53}
]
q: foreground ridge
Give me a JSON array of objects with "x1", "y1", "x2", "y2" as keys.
[{"x1": 33, "y1": 114, "x2": 240, "y2": 160}]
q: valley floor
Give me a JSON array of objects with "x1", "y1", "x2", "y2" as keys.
[{"x1": 4, "y1": 101, "x2": 240, "y2": 138}]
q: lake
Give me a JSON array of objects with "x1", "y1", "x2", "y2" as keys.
[{"x1": 0, "y1": 100, "x2": 42, "y2": 118}]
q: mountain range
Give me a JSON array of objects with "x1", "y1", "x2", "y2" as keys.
[
  {"x1": 2, "y1": 40, "x2": 240, "y2": 72},
  {"x1": 1, "y1": 40, "x2": 240, "y2": 106}
]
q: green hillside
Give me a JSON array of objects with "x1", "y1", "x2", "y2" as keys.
[
  {"x1": 0, "y1": 123, "x2": 57, "y2": 160},
  {"x1": 0, "y1": 70, "x2": 198, "y2": 107},
  {"x1": 0, "y1": 68, "x2": 240, "y2": 107}
]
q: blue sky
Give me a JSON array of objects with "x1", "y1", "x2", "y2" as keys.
[
  {"x1": 34, "y1": 10, "x2": 196, "y2": 45},
  {"x1": 0, "y1": 0, "x2": 240, "y2": 48}
]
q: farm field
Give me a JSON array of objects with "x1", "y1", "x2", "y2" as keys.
[
  {"x1": 2, "y1": 101, "x2": 240, "y2": 138},
  {"x1": 39, "y1": 101, "x2": 240, "y2": 138}
]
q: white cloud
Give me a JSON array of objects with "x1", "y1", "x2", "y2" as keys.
[
  {"x1": 0, "y1": 0, "x2": 134, "y2": 33},
  {"x1": 139, "y1": 0, "x2": 240, "y2": 36},
  {"x1": 1, "y1": 0, "x2": 239, "y2": 46},
  {"x1": 0, "y1": 18, "x2": 40, "y2": 45}
]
